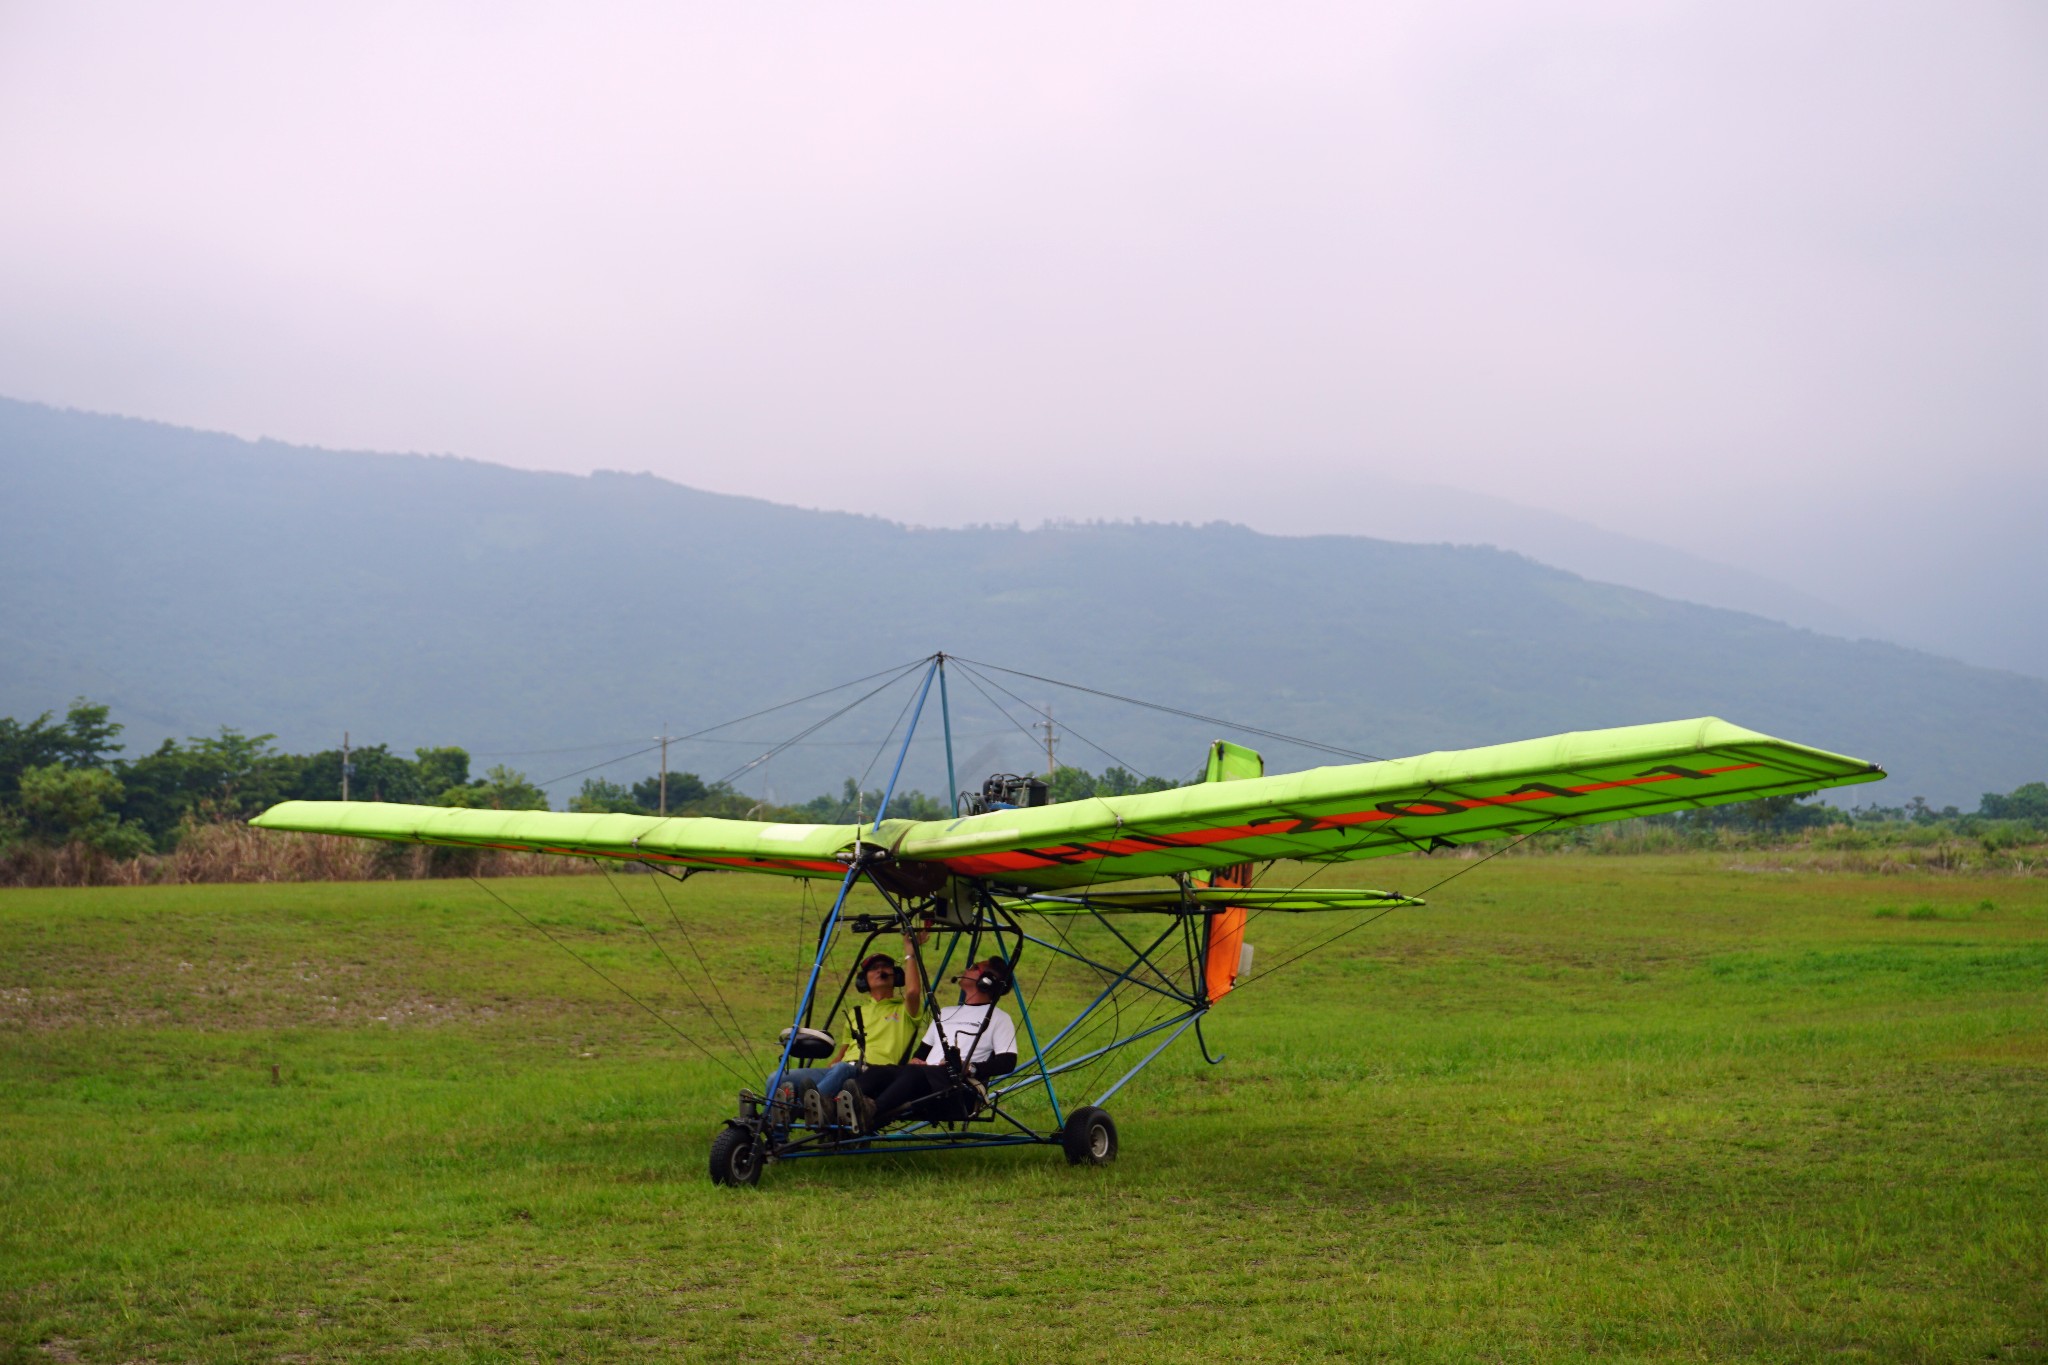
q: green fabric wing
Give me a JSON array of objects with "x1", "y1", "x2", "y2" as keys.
[
  {"x1": 249, "y1": 802, "x2": 864, "y2": 877},
  {"x1": 888, "y1": 717, "x2": 1882, "y2": 890},
  {"x1": 252, "y1": 718, "x2": 1883, "y2": 893}
]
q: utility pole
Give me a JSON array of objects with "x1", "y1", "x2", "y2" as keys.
[
  {"x1": 657, "y1": 724, "x2": 670, "y2": 815},
  {"x1": 341, "y1": 731, "x2": 351, "y2": 802},
  {"x1": 1032, "y1": 706, "x2": 1058, "y2": 776}
]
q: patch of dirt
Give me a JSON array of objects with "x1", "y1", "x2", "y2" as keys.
[{"x1": 0, "y1": 956, "x2": 519, "y2": 1032}]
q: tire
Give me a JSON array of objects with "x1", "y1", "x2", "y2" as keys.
[
  {"x1": 1060, "y1": 1106, "x2": 1118, "y2": 1166},
  {"x1": 709, "y1": 1124, "x2": 763, "y2": 1187}
]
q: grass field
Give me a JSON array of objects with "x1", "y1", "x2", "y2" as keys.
[{"x1": 3, "y1": 856, "x2": 2044, "y2": 1362}]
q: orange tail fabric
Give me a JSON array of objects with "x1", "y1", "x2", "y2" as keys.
[
  {"x1": 1205, "y1": 902, "x2": 1248, "y2": 1002},
  {"x1": 1203, "y1": 861, "x2": 1253, "y2": 1002}
]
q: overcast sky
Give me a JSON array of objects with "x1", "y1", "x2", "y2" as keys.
[{"x1": 2, "y1": 2, "x2": 2041, "y2": 612}]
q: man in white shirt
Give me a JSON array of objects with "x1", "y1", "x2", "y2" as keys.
[{"x1": 861, "y1": 957, "x2": 1019, "y2": 1128}]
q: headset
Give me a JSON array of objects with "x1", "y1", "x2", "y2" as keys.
[
  {"x1": 962, "y1": 959, "x2": 1012, "y2": 999},
  {"x1": 861, "y1": 953, "x2": 906, "y2": 988}
]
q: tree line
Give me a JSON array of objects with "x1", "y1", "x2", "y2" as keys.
[
  {"x1": 0, "y1": 701, "x2": 557, "y2": 858},
  {"x1": 0, "y1": 700, "x2": 1187, "y2": 860},
  {"x1": 7, "y1": 698, "x2": 2044, "y2": 868}
]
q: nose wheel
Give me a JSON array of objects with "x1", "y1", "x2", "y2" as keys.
[{"x1": 709, "y1": 1124, "x2": 763, "y2": 1186}]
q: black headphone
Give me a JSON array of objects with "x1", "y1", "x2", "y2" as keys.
[
  {"x1": 969, "y1": 959, "x2": 1012, "y2": 999},
  {"x1": 862, "y1": 953, "x2": 906, "y2": 988}
]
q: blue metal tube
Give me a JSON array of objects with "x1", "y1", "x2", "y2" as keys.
[
  {"x1": 994, "y1": 1006, "x2": 1202, "y2": 1095},
  {"x1": 937, "y1": 656, "x2": 958, "y2": 818},
  {"x1": 1082, "y1": 901, "x2": 1192, "y2": 997},
  {"x1": 1025, "y1": 917, "x2": 1192, "y2": 1062},
  {"x1": 873, "y1": 659, "x2": 938, "y2": 830},
  {"x1": 1012, "y1": 928, "x2": 1193, "y2": 1005},
  {"x1": 764, "y1": 862, "x2": 864, "y2": 1105},
  {"x1": 993, "y1": 908, "x2": 1063, "y2": 1128},
  {"x1": 778, "y1": 1134, "x2": 1048, "y2": 1160},
  {"x1": 1022, "y1": 959, "x2": 1145, "y2": 1063},
  {"x1": 1092, "y1": 1012, "x2": 1204, "y2": 1108}
]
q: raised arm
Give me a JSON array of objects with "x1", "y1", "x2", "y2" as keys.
[{"x1": 901, "y1": 928, "x2": 928, "y2": 1016}]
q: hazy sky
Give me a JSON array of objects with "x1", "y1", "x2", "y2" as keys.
[{"x1": 2, "y1": 3, "x2": 2041, "y2": 600}]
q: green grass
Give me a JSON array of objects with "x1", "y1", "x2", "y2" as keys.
[{"x1": 3, "y1": 858, "x2": 2045, "y2": 1363}]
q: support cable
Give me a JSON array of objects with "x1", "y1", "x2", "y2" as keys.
[
  {"x1": 466, "y1": 876, "x2": 753, "y2": 1088},
  {"x1": 952, "y1": 667, "x2": 1051, "y2": 755},
  {"x1": 535, "y1": 655, "x2": 930, "y2": 790},
  {"x1": 952, "y1": 656, "x2": 1386, "y2": 763},
  {"x1": 853, "y1": 666, "x2": 929, "y2": 806},
  {"x1": 1233, "y1": 817, "x2": 1563, "y2": 990},
  {"x1": 708, "y1": 659, "x2": 932, "y2": 793},
  {"x1": 645, "y1": 865, "x2": 762, "y2": 1071},
  {"x1": 600, "y1": 865, "x2": 755, "y2": 1066},
  {"x1": 952, "y1": 660, "x2": 1165, "y2": 784}
]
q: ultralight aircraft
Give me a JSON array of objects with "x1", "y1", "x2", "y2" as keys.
[{"x1": 252, "y1": 653, "x2": 1884, "y2": 1184}]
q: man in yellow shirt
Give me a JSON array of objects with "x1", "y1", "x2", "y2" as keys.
[{"x1": 777, "y1": 930, "x2": 928, "y2": 1130}]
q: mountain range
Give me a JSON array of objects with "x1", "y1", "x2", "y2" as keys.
[{"x1": 2, "y1": 397, "x2": 2042, "y2": 810}]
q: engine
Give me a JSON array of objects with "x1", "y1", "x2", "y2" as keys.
[{"x1": 958, "y1": 772, "x2": 1050, "y2": 817}]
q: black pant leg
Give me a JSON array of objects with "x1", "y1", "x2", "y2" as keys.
[
  {"x1": 872, "y1": 1066, "x2": 944, "y2": 1124},
  {"x1": 854, "y1": 1064, "x2": 904, "y2": 1102}
]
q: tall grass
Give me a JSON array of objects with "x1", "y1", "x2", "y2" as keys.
[
  {"x1": 1473, "y1": 820, "x2": 2048, "y2": 875},
  {"x1": 0, "y1": 820, "x2": 596, "y2": 889},
  {"x1": 3, "y1": 860, "x2": 2044, "y2": 1362},
  {"x1": 9, "y1": 812, "x2": 2044, "y2": 890}
]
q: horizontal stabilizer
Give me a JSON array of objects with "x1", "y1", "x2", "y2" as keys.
[{"x1": 996, "y1": 887, "x2": 1423, "y2": 915}]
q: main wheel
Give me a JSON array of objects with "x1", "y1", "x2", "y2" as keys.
[
  {"x1": 709, "y1": 1124, "x2": 763, "y2": 1187},
  {"x1": 1060, "y1": 1105, "x2": 1118, "y2": 1166}
]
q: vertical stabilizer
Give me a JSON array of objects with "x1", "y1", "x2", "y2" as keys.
[{"x1": 1198, "y1": 740, "x2": 1263, "y2": 1002}]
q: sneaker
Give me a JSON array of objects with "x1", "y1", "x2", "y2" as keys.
[
  {"x1": 772, "y1": 1083, "x2": 797, "y2": 1137},
  {"x1": 802, "y1": 1087, "x2": 829, "y2": 1130}
]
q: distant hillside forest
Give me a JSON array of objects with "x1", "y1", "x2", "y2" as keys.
[
  {"x1": 0, "y1": 700, "x2": 1179, "y2": 884},
  {"x1": 3, "y1": 699, "x2": 2044, "y2": 889},
  {"x1": 8, "y1": 397, "x2": 2048, "y2": 812}
]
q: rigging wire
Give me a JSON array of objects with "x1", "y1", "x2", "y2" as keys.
[
  {"x1": 534, "y1": 655, "x2": 933, "y2": 790},
  {"x1": 794, "y1": 880, "x2": 816, "y2": 1020},
  {"x1": 852, "y1": 668, "x2": 929, "y2": 802},
  {"x1": 473, "y1": 740, "x2": 657, "y2": 758},
  {"x1": 465, "y1": 876, "x2": 754, "y2": 1088},
  {"x1": 951, "y1": 659, "x2": 1164, "y2": 783},
  {"x1": 646, "y1": 866, "x2": 761, "y2": 1071},
  {"x1": 952, "y1": 655, "x2": 1386, "y2": 763},
  {"x1": 598, "y1": 865, "x2": 753, "y2": 1063},
  {"x1": 534, "y1": 742, "x2": 668, "y2": 793},
  {"x1": 955, "y1": 656, "x2": 1428, "y2": 888},
  {"x1": 952, "y1": 667, "x2": 1051, "y2": 756},
  {"x1": 709, "y1": 659, "x2": 932, "y2": 792},
  {"x1": 1232, "y1": 817, "x2": 1565, "y2": 991}
]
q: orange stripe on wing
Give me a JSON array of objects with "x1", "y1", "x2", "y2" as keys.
[{"x1": 933, "y1": 762, "x2": 1763, "y2": 875}]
